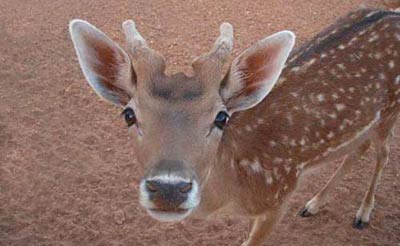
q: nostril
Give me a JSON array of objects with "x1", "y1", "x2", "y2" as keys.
[
  {"x1": 178, "y1": 182, "x2": 193, "y2": 194},
  {"x1": 145, "y1": 180, "x2": 159, "y2": 193}
]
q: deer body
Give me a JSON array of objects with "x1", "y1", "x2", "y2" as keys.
[{"x1": 70, "y1": 9, "x2": 400, "y2": 246}]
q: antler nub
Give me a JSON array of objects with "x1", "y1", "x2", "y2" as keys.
[
  {"x1": 122, "y1": 20, "x2": 147, "y2": 48},
  {"x1": 212, "y1": 22, "x2": 234, "y2": 58}
]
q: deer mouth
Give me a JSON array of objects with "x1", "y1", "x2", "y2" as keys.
[{"x1": 146, "y1": 208, "x2": 193, "y2": 222}]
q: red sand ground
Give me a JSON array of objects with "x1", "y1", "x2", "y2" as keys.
[{"x1": 1, "y1": 0, "x2": 399, "y2": 245}]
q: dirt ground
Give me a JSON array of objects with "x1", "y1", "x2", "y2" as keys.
[{"x1": 1, "y1": 0, "x2": 400, "y2": 245}]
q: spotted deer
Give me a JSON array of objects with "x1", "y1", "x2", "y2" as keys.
[{"x1": 69, "y1": 9, "x2": 400, "y2": 246}]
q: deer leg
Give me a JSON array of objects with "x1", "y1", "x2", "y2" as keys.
[
  {"x1": 353, "y1": 139, "x2": 389, "y2": 229},
  {"x1": 353, "y1": 114, "x2": 396, "y2": 229},
  {"x1": 299, "y1": 140, "x2": 371, "y2": 217},
  {"x1": 241, "y1": 210, "x2": 282, "y2": 246}
]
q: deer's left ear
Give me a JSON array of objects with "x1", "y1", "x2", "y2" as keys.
[{"x1": 220, "y1": 31, "x2": 295, "y2": 113}]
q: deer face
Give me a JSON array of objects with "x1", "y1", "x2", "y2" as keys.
[{"x1": 69, "y1": 20, "x2": 295, "y2": 222}]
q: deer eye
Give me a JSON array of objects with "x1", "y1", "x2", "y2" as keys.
[
  {"x1": 122, "y1": 107, "x2": 136, "y2": 127},
  {"x1": 214, "y1": 111, "x2": 229, "y2": 130}
]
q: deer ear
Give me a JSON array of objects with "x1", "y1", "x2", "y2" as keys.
[
  {"x1": 69, "y1": 19, "x2": 135, "y2": 106},
  {"x1": 220, "y1": 31, "x2": 295, "y2": 113}
]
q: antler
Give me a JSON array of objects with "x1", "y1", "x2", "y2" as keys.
[
  {"x1": 122, "y1": 20, "x2": 148, "y2": 51},
  {"x1": 192, "y1": 23, "x2": 234, "y2": 83},
  {"x1": 122, "y1": 20, "x2": 166, "y2": 77}
]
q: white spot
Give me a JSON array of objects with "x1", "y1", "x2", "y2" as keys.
[
  {"x1": 349, "y1": 36, "x2": 358, "y2": 44},
  {"x1": 381, "y1": 23, "x2": 390, "y2": 30},
  {"x1": 283, "y1": 185, "x2": 289, "y2": 191},
  {"x1": 257, "y1": 118, "x2": 265, "y2": 124},
  {"x1": 379, "y1": 73, "x2": 386, "y2": 80},
  {"x1": 358, "y1": 30, "x2": 367, "y2": 36},
  {"x1": 317, "y1": 93, "x2": 325, "y2": 102},
  {"x1": 337, "y1": 63, "x2": 346, "y2": 70},
  {"x1": 273, "y1": 157, "x2": 284, "y2": 164},
  {"x1": 239, "y1": 159, "x2": 250, "y2": 166},
  {"x1": 395, "y1": 75, "x2": 400, "y2": 85},
  {"x1": 289, "y1": 139, "x2": 297, "y2": 147},
  {"x1": 348, "y1": 87, "x2": 355, "y2": 93},
  {"x1": 321, "y1": 53, "x2": 327, "y2": 58},
  {"x1": 269, "y1": 140, "x2": 277, "y2": 147},
  {"x1": 328, "y1": 112, "x2": 337, "y2": 119},
  {"x1": 250, "y1": 161, "x2": 263, "y2": 173},
  {"x1": 291, "y1": 66, "x2": 300, "y2": 72},
  {"x1": 284, "y1": 165, "x2": 291, "y2": 174},
  {"x1": 299, "y1": 138, "x2": 306, "y2": 146},
  {"x1": 290, "y1": 92, "x2": 298, "y2": 97},
  {"x1": 274, "y1": 190, "x2": 280, "y2": 199},
  {"x1": 265, "y1": 171, "x2": 273, "y2": 185},
  {"x1": 395, "y1": 33, "x2": 400, "y2": 41},
  {"x1": 388, "y1": 60, "x2": 395, "y2": 69},
  {"x1": 332, "y1": 93, "x2": 339, "y2": 100},
  {"x1": 273, "y1": 167, "x2": 281, "y2": 180},
  {"x1": 335, "y1": 103, "x2": 346, "y2": 111},
  {"x1": 344, "y1": 119, "x2": 353, "y2": 126},
  {"x1": 327, "y1": 132, "x2": 335, "y2": 139},
  {"x1": 338, "y1": 44, "x2": 345, "y2": 50},
  {"x1": 368, "y1": 34, "x2": 379, "y2": 43},
  {"x1": 374, "y1": 52, "x2": 383, "y2": 59},
  {"x1": 306, "y1": 58, "x2": 316, "y2": 66}
]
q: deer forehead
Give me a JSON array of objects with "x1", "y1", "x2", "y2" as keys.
[
  {"x1": 137, "y1": 72, "x2": 223, "y2": 105},
  {"x1": 135, "y1": 78, "x2": 223, "y2": 125}
]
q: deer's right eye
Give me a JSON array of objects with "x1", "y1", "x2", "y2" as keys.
[{"x1": 122, "y1": 107, "x2": 136, "y2": 127}]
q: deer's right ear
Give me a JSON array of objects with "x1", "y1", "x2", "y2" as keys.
[
  {"x1": 69, "y1": 20, "x2": 135, "y2": 106},
  {"x1": 220, "y1": 31, "x2": 295, "y2": 113}
]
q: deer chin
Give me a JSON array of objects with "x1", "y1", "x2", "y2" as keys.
[{"x1": 146, "y1": 208, "x2": 193, "y2": 222}]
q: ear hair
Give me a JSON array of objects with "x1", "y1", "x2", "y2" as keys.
[
  {"x1": 69, "y1": 19, "x2": 134, "y2": 106},
  {"x1": 221, "y1": 31, "x2": 295, "y2": 113}
]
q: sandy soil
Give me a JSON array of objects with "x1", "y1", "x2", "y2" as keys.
[{"x1": 1, "y1": 0, "x2": 399, "y2": 245}]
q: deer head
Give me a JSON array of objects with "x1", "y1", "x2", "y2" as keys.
[{"x1": 69, "y1": 19, "x2": 295, "y2": 222}]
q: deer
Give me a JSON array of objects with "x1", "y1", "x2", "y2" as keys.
[{"x1": 69, "y1": 8, "x2": 400, "y2": 246}]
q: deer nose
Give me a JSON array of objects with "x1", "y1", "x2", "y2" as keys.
[{"x1": 145, "y1": 180, "x2": 193, "y2": 210}]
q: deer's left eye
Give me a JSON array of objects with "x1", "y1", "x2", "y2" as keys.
[
  {"x1": 214, "y1": 111, "x2": 230, "y2": 130},
  {"x1": 122, "y1": 107, "x2": 136, "y2": 127}
]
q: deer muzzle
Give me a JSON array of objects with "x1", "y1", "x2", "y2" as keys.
[{"x1": 139, "y1": 159, "x2": 200, "y2": 222}]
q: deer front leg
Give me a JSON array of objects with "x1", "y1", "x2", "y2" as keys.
[{"x1": 241, "y1": 210, "x2": 282, "y2": 246}]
